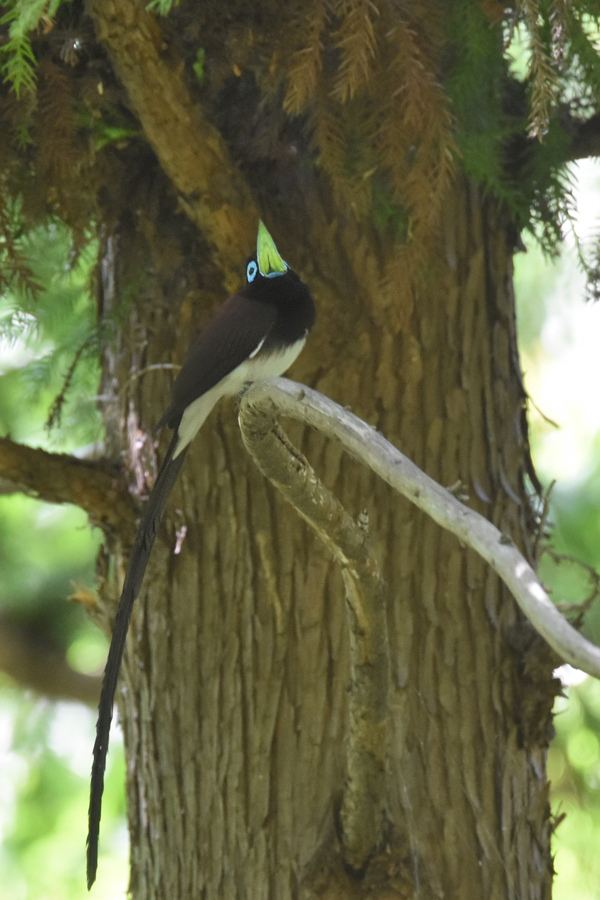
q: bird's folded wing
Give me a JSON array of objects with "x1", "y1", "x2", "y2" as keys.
[{"x1": 157, "y1": 294, "x2": 277, "y2": 429}]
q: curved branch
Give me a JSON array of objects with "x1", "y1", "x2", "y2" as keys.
[
  {"x1": 0, "y1": 436, "x2": 136, "y2": 533},
  {"x1": 88, "y1": 0, "x2": 258, "y2": 291},
  {"x1": 238, "y1": 378, "x2": 600, "y2": 680},
  {"x1": 238, "y1": 402, "x2": 390, "y2": 870}
]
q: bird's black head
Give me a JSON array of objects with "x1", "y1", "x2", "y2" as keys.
[{"x1": 242, "y1": 221, "x2": 316, "y2": 340}]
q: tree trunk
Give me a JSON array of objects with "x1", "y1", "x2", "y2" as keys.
[{"x1": 95, "y1": 139, "x2": 557, "y2": 898}]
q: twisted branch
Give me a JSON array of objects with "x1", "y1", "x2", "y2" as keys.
[
  {"x1": 238, "y1": 392, "x2": 390, "y2": 870},
  {"x1": 239, "y1": 377, "x2": 600, "y2": 678}
]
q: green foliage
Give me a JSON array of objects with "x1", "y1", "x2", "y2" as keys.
[
  {"x1": 444, "y1": 0, "x2": 595, "y2": 253},
  {"x1": 540, "y1": 480, "x2": 600, "y2": 644},
  {"x1": 0, "y1": 495, "x2": 96, "y2": 639},
  {"x1": 146, "y1": 0, "x2": 178, "y2": 14},
  {"x1": 371, "y1": 179, "x2": 410, "y2": 241},
  {"x1": 277, "y1": 0, "x2": 600, "y2": 260},
  {"x1": 1, "y1": 0, "x2": 599, "y2": 265},
  {"x1": 0, "y1": 220, "x2": 119, "y2": 897},
  {"x1": 582, "y1": 228, "x2": 600, "y2": 302},
  {"x1": 193, "y1": 47, "x2": 205, "y2": 84},
  {"x1": 0, "y1": 219, "x2": 102, "y2": 637},
  {"x1": 550, "y1": 678, "x2": 600, "y2": 900},
  {"x1": 515, "y1": 216, "x2": 600, "y2": 897},
  {"x1": 284, "y1": 0, "x2": 455, "y2": 249},
  {"x1": 0, "y1": 686, "x2": 128, "y2": 900},
  {"x1": 78, "y1": 105, "x2": 140, "y2": 151},
  {"x1": 446, "y1": 0, "x2": 508, "y2": 187},
  {"x1": 0, "y1": 0, "x2": 66, "y2": 94},
  {"x1": 521, "y1": 120, "x2": 576, "y2": 253},
  {"x1": 0, "y1": 222, "x2": 102, "y2": 444},
  {"x1": 0, "y1": 195, "x2": 42, "y2": 299},
  {"x1": 562, "y1": 11, "x2": 600, "y2": 109}
]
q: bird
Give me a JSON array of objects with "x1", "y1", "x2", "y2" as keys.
[{"x1": 86, "y1": 220, "x2": 315, "y2": 888}]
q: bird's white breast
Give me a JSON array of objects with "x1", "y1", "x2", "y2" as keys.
[{"x1": 173, "y1": 334, "x2": 307, "y2": 458}]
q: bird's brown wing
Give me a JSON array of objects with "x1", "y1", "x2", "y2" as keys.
[{"x1": 157, "y1": 293, "x2": 277, "y2": 429}]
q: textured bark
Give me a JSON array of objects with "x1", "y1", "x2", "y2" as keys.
[
  {"x1": 88, "y1": 0, "x2": 258, "y2": 290},
  {"x1": 238, "y1": 403, "x2": 391, "y2": 871},
  {"x1": 93, "y1": 152, "x2": 557, "y2": 899},
  {"x1": 79, "y1": 6, "x2": 560, "y2": 899},
  {"x1": 377, "y1": 184, "x2": 556, "y2": 900}
]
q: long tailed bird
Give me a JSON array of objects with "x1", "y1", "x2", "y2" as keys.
[{"x1": 87, "y1": 221, "x2": 315, "y2": 888}]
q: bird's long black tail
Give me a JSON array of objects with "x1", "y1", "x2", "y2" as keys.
[{"x1": 86, "y1": 431, "x2": 187, "y2": 889}]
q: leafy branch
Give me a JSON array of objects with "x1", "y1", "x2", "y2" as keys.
[{"x1": 0, "y1": 0, "x2": 63, "y2": 94}]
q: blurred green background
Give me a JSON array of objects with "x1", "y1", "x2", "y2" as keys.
[
  {"x1": 1, "y1": 165, "x2": 600, "y2": 899},
  {"x1": 514, "y1": 158, "x2": 600, "y2": 900},
  {"x1": 0, "y1": 222, "x2": 128, "y2": 899}
]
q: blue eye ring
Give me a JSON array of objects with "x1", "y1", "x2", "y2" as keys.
[{"x1": 246, "y1": 260, "x2": 258, "y2": 282}]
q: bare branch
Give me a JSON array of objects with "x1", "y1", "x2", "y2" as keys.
[
  {"x1": 238, "y1": 378, "x2": 600, "y2": 680},
  {"x1": 238, "y1": 401, "x2": 390, "y2": 869},
  {"x1": 88, "y1": 0, "x2": 258, "y2": 291},
  {"x1": 0, "y1": 615, "x2": 101, "y2": 706},
  {"x1": 0, "y1": 436, "x2": 136, "y2": 533}
]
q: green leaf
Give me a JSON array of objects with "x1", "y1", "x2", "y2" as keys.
[
  {"x1": 193, "y1": 48, "x2": 205, "y2": 84},
  {"x1": 146, "y1": 0, "x2": 179, "y2": 14}
]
